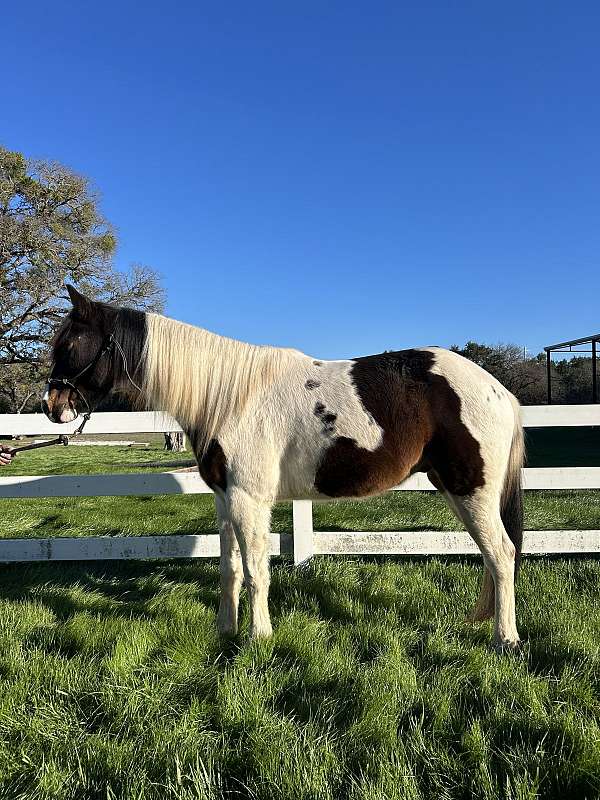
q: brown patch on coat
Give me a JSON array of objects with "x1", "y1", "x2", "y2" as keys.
[
  {"x1": 305, "y1": 379, "x2": 321, "y2": 390},
  {"x1": 314, "y1": 349, "x2": 485, "y2": 498},
  {"x1": 197, "y1": 439, "x2": 228, "y2": 491}
]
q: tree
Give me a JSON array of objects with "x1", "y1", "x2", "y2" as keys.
[
  {"x1": 553, "y1": 357, "x2": 595, "y2": 404},
  {"x1": 1, "y1": 363, "x2": 41, "y2": 414},
  {"x1": 0, "y1": 145, "x2": 165, "y2": 410},
  {"x1": 451, "y1": 341, "x2": 547, "y2": 404},
  {"x1": 452, "y1": 341, "x2": 597, "y2": 405}
]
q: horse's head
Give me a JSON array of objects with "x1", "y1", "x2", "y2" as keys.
[{"x1": 43, "y1": 285, "x2": 120, "y2": 423}]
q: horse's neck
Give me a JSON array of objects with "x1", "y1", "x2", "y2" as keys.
[{"x1": 141, "y1": 313, "x2": 293, "y2": 451}]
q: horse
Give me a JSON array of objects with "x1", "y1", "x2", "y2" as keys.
[{"x1": 43, "y1": 285, "x2": 524, "y2": 650}]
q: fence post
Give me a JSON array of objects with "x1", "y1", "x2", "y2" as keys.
[{"x1": 292, "y1": 500, "x2": 314, "y2": 565}]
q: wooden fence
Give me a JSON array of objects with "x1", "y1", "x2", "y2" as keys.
[{"x1": 0, "y1": 407, "x2": 598, "y2": 563}]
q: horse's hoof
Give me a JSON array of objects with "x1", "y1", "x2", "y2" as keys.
[
  {"x1": 217, "y1": 615, "x2": 238, "y2": 638},
  {"x1": 249, "y1": 622, "x2": 273, "y2": 640},
  {"x1": 493, "y1": 637, "x2": 521, "y2": 654}
]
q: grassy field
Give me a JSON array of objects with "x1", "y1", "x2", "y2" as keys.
[
  {"x1": 0, "y1": 442, "x2": 599, "y2": 798},
  {"x1": 0, "y1": 557, "x2": 599, "y2": 800},
  {"x1": 1, "y1": 436, "x2": 180, "y2": 476},
  {"x1": 1, "y1": 490, "x2": 600, "y2": 540}
]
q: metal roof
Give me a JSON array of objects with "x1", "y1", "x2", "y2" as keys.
[{"x1": 545, "y1": 334, "x2": 600, "y2": 352}]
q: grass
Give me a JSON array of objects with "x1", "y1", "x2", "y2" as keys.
[
  {"x1": 0, "y1": 557, "x2": 598, "y2": 799},
  {"x1": 0, "y1": 439, "x2": 599, "y2": 798},
  {"x1": 1, "y1": 437, "x2": 181, "y2": 476}
]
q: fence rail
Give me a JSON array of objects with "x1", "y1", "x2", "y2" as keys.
[
  {"x1": 0, "y1": 407, "x2": 599, "y2": 563},
  {"x1": 1, "y1": 404, "x2": 597, "y2": 435}
]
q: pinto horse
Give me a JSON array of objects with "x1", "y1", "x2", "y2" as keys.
[{"x1": 44, "y1": 285, "x2": 524, "y2": 649}]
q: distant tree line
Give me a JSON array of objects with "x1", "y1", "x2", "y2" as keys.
[{"x1": 451, "y1": 341, "x2": 596, "y2": 405}]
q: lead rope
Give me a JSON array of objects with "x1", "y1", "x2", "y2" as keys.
[{"x1": 6, "y1": 412, "x2": 91, "y2": 456}]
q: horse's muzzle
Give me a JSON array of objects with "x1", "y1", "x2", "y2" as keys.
[{"x1": 42, "y1": 384, "x2": 79, "y2": 424}]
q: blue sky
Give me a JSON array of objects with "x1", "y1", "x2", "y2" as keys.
[{"x1": 3, "y1": 2, "x2": 599, "y2": 358}]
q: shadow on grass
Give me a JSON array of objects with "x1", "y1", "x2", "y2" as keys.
[
  {"x1": 0, "y1": 560, "x2": 220, "y2": 619},
  {"x1": 0, "y1": 557, "x2": 591, "y2": 676}
]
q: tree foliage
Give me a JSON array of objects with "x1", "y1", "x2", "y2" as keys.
[
  {"x1": 452, "y1": 341, "x2": 596, "y2": 405},
  {"x1": 0, "y1": 146, "x2": 165, "y2": 411}
]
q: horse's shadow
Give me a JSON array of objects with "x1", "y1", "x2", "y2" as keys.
[{"x1": 0, "y1": 558, "x2": 589, "y2": 680}]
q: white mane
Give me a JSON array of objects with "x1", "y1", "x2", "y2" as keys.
[{"x1": 142, "y1": 313, "x2": 296, "y2": 453}]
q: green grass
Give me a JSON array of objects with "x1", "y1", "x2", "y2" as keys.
[
  {"x1": 2, "y1": 439, "x2": 183, "y2": 476},
  {"x1": 1, "y1": 490, "x2": 599, "y2": 540},
  {"x1": 0, "y1": 557, "x2": 598, "y2": 799},
  {"x1": 0, "y1": 441, "x2": 599, "y2": 798}
]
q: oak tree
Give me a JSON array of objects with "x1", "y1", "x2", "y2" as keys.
[{"x1": 0, "y1": 146, "x2": 164, "y2": 412}]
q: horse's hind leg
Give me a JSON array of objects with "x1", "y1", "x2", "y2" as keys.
[
  {"x1": 215, "y1": 496, "x2": 244, "y2": 636},
  {"x1": 428, "y1": 469, "x2": 494, "y2": 622},
  {"x1": 447, "y1": 487, "x2": 520, "y2": 650},
  {"x1": 467, "y1": 567, "x2": 495, "y2": 623}
]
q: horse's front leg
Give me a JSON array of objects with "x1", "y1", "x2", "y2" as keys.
[
  {"x1": 227, "y1": 487, "x2": 273, "y2": 639},
  {"x1": 215, "y1": 496, "x2": 244, "y2": 636}
]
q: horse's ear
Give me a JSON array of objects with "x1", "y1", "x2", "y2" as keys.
[{"x1": 65, "y1": 284, "x2": 94, "y2": 319}]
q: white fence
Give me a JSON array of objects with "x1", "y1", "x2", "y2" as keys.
[{"x1": 0, "y1": 407, "x2": 599, "y2": 563}]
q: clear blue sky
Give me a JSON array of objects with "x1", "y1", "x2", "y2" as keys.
[{"x1": 3, "y1": 2, "x2": 599, "y2": 358}]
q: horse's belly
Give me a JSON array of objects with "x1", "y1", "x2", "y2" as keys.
[
  {"x1": 275, "y1": 433, "x2": 424, "y2": 501},
  {"x1": 312, "y1": 435, "x2": 424, "y2": 498}
]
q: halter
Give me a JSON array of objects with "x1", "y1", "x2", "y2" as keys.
[{"x1": 7, "y1": 333, "x2": 142, "y2": 456}]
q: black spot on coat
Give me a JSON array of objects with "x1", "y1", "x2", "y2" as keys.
[
  {"x1": 314, "y1": 402, "x2": 337, "y2": 434},
  {"x1": 197, "y1": 439, "x2": 228, "y2": 491}
]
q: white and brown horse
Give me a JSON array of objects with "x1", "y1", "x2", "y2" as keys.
[{"x1": 43, "y1": 285, "x2": 524, "y2": 649}]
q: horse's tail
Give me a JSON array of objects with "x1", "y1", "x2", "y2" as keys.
[{"x1": 500, "y1": 394, "x2": 525, "y2": 578}]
